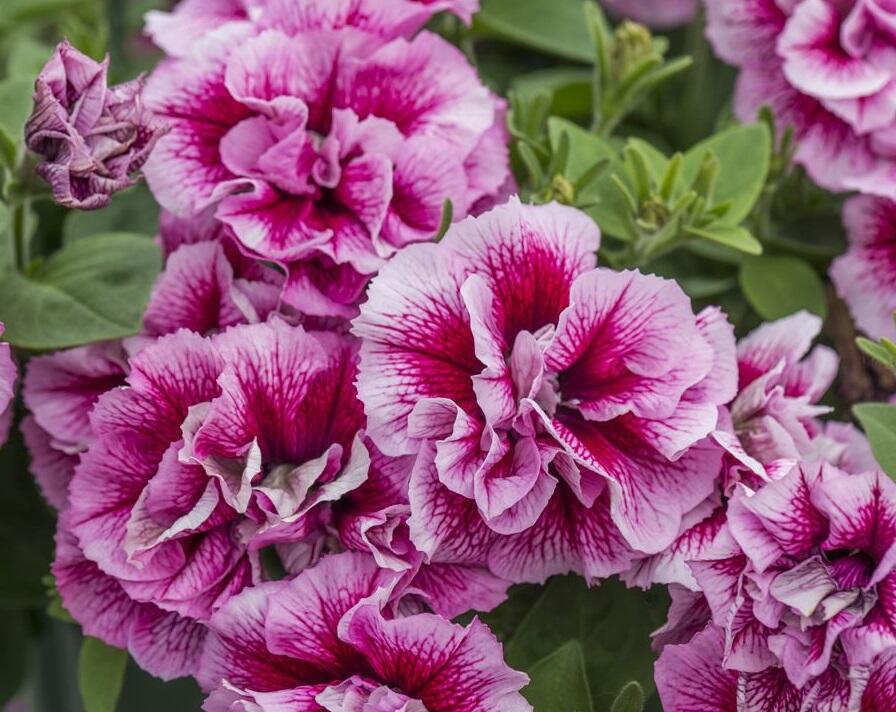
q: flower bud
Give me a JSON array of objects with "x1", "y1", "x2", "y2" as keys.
[{"x1": 25, "y1": 41, "x2": 166, "y2": 210}]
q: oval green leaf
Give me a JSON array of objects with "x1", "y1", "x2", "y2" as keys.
[
  {"x1": 79, "y1": 637, "x2": 128, "y2": 712},
  {"x1": 476, "y1": 0, "x2": 594, "y2": 62},
  {"x1": 854, "y1": 403, "x2": 896, "y2": 479},
  {"x1": 0, "y1": 231, "x2": 162, "y2": 350},
  {"x1": 681, "y1": 123, "x2": 771, "y2": 224},
  {"x1": 739, "y1": 254, "x2": 827, "y2": 320},
  {"x1": 611, "y1": 681, "x2": 645, "y2": 712},
  {"x1": 523, "y1": 641, "x2": 593, "y2": 712},
  {"x1": 685, "y1": 224, "x2": 762, "y2": 256}
]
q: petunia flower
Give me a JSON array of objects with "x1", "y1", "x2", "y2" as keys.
[
  {"x1": 353, "y1": 198, "x2": 737, "y2": 584},
  {"x1": 690, "y1": 462, "x2": 896, "y2": 688},
  {"x1": 655, "y1": 624, "x2": 896, "y2": 712},
  {"x1": 706, "y1": 0, "x2": 896, "y2": 199},
  {"x1": 197, "y1": 552, "x2": 531, "y2": 712},
  {"x1": 831, "y1": 195, "x2": 896, "y2": 340},
  {"x1": 25, "y1": 41, "x2": 166, "y2": 210},
  {"x1": 142, "y1": 10, "x2": 508, "y2": 317},
  {"x1": 728, "y1": 311, "x2": 839, "y2": 465},
  {"x1": 66, "y1": 322, "x2": 362, "y2": 630},
  {"x1": 63, "y1": 315, "x2": 496, "y2": 671},
  {"x1": 327, "y1": 439, "x2": 510, "y2": 618}
]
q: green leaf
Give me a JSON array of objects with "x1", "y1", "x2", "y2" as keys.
[
  {"x1": 677, "y1": 275, "x2": 738, "y2": 300},
  {"x1": 739, "y1": 255, "x2": 827, "y2": 320},
  {"x1": 523, "y1": 641, "x2": 593, "y2": 712},
  {"x1": 0, "y1": 232, "x2": 162, "y2": 349},
  {"x1": 0, "y1": 202, "x2": 10, "y2": 271},
  {"x1": 503, "y1": 576, "x2": 667, "y2": 708},
  {"x1": 681, "y1": 123, "x2": 771, "y2": 223},
  {"x1": 685, "y1": 224, "x2": 762, "y2": 255},
  {"x1": 0, "y1": 78, "x2": 36, "y2": 168},
  {"x1": 64, "y1": 184, "x2": 161, "y2": 244},
  {"x1": 0, "y1": 611, "x2": 29, "y2": 706},
  {"x1": 624, "y1": 139, "x2": 668, "y2": 184},
  {"x1": 476, "y1": 0, "x2": 594, "y2": 63},
  {"x1": 857, "y1": 337, "x2": 896, "y2": 372},
  {"x1": 854, "y1": 403, "x2": 896, "y2": 479},
  {"x1": 511, "y1": 68, "x2": 593, "y2": 120},
  {"x1": 79, "y1": 637, "x2": 128, "y2": 712},
  {"x1": 434, "y1": 199, "x2": 453, "y2": 242},
  {"x1": 611, "y1": 682, "x2": 645, "y2": 712}
]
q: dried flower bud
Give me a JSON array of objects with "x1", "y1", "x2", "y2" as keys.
[{"x1": 25, "y1": 41, "x2": 167, "y2": 210}]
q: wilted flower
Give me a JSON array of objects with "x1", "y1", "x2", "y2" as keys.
[
  {"x1": 831, "y1": 195, "x2": 896, "y2": 341},
  {"x1": 143, "y1": 8, "x2": 509, "y2": 317},
  {"x1": 690, "y1": 462, "x2": 896, "y2": 688},
  {"x1": 353, "y1": 198, "x2": 737, "y2": 584},
  {"x1": 197, "y1": 552, "x2": 531, "y2": 712},
  {"x1": 603, "y1": 0, "x2": 697, "y2": 28},
  {"x1": 706, "y1": 0, "x2": 896, "y2": 198},
  {"x1": 25, "y1": 41, "x2": 166, "y2": 210}
]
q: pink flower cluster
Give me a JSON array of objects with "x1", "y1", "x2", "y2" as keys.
[
  {"x1": 29, "y1": 179, "x2": 892, "y2": 710},
  {"x1": 16, "y1": 0, "x2": 896, "y2": 708},
  {"x1": 707, "y1": 0, "x2": 896, "y2": 200}
]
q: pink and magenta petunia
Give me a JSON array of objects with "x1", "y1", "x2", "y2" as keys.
[
  {"x1": 20, "y1": 210, "x2": 281, "y2": 511},
  {"x1": 729, "y1": 310, "x2": 840, "y2": 465},
  {"x1": 706, "y1": 0, "x2": 896, "y2": 199},
  {"x1": 353, "y1": 198, "x2": 737, "y2": 584},
  {"x1": 831, "y1": 195, "x2": 896, "y2": 340},
  {"x1": 197, "y1": 552, "x2": 530, "y2": 711},
  {"x1": 142, "y1": 1, "x2": 507, "y2": 318},
  {"x1": 689, "y1": 461, "x2": 896, "y2": 690},
  {"x1": 54, "y1": 515, "x2": 208, "y2": 680},
  {"x1": 65, "y1": 321, "x2": 363, "y2": 634},
  {"x1": 656, "y1": 624, "x2": 896, "y2": 711}
]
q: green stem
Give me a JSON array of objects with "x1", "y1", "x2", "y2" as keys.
[{"x1": 8, "y1": 200, "x2": 28, "y2": 272}]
